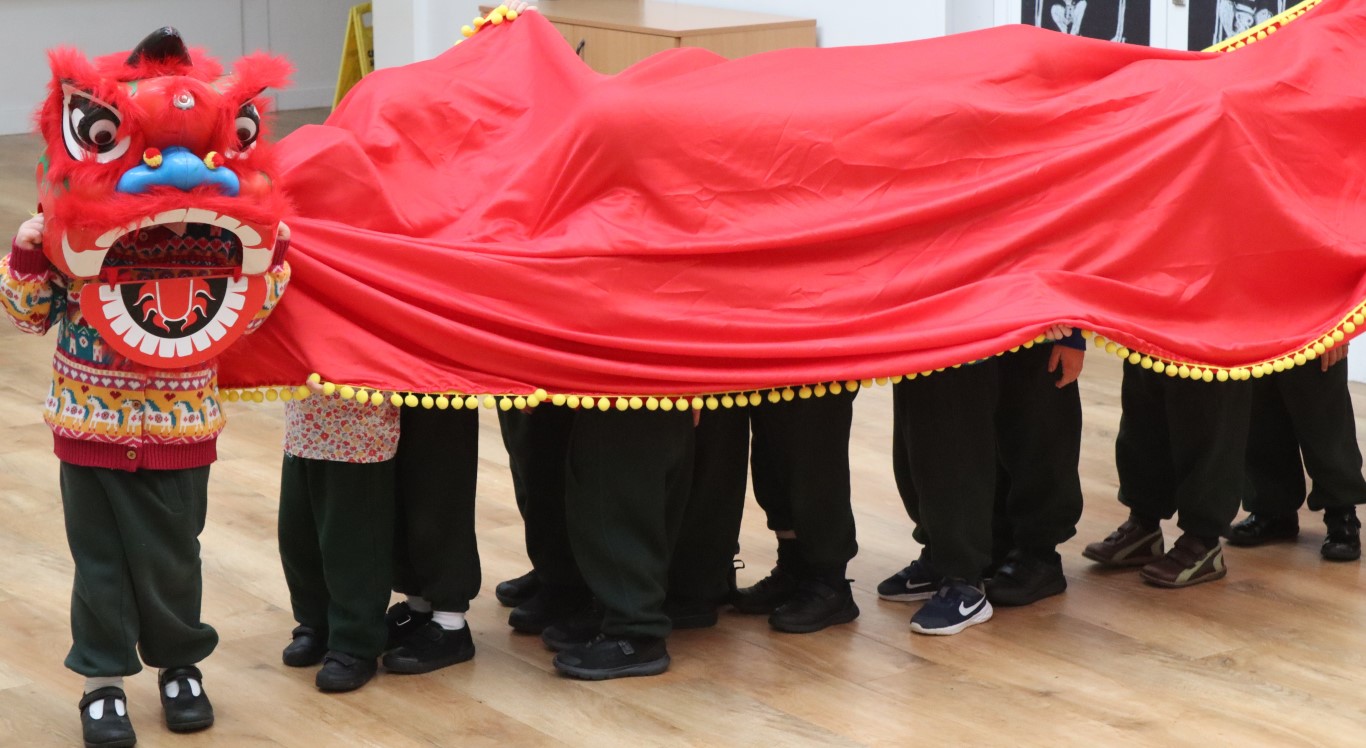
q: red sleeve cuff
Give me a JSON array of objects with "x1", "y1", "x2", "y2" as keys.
[
  {"x1": 7, "y1": 240, "x2": 52, "y2": 276},
  {"x1": 271, "y1": 237, "x2": 290, "y2": 269}
]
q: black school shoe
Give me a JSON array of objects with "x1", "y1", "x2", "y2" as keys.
[
  {"x1": 315, "y1": 651, "x2": 378, "y2": 693},
  {"x1": 79, "y1": 686, "x2": 136, "y2": 748},
  {"x1": 663, "y1": 598, "x2": 720, "y2": 630},
  {"x1": 553, "y1": 634, "x2": 670, "y2": 680},
  {"x1": 509, "y1": 585, "x2": 594, "y2": 635},
  {"x1": 159, "y1": 666, "x2": 214, "y2": 732},
  {"x1": 495, "y1": 569, "x2": 542, "y2": 608},
  {"x1": 985, "y1": 550, "x2": 1067, "y2": 607},
  {"x1": 731, "y1": 565, "x2": 801, "y2": 614},
  {"x1": 385, "y1": 602, "x2": 434, "y2": 650},
  {"x1": 1323, "y1": 507, "x2": 1362, "y2": 561},
  {"x1": 282, "y1": 624, "x2": 328, "y2": 667},
  {"x1": 540, "y1": 602, "x2": 606, "y2": 652},
  {"x1": 768, "y1": 577, "x2": 859, "y2": 634},
  {"x1": 382, "y1": 621, "x2": 476, "y2": 674},
  {"x1": 1225, "y1": 513, "x2": 1299, "y2": 546}
]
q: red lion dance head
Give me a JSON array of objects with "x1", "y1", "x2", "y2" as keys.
[{"x1": 36, "y1": 28, "x2": 291, "y2": 367}]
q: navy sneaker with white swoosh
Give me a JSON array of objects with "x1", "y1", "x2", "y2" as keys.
[{"x1": 909, "y1": 579, "x2": 993, "y2": 636}]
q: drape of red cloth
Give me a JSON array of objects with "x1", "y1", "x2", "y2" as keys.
[{"x1": 220, "y1": 4, "x2": 1366, "y2": 395}]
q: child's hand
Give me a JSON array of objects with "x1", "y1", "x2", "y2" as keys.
[
  {"x1": 277, "y1": 220, "x2": 291, "y2": 241},
  {"x1": 1042, "y1": 324, "x2": 1074, "y2": 342},
  {"x1": 1322, "y1": 342, "x2": 1349, "y2": 372},
  {"x1": 15, "y1": 214, "x2": 45, "y2": 250},
  {"x1": 508, "y1": 1, "x2": 534, "y2": 13},
  {"x1": 304, "y1": 379, "x2": 326, "y2": 395},
  {"x1": 1048, "y1": 345, "x2": 1085, "y2": 387}
]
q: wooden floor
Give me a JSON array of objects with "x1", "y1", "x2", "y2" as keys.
[{"x1": 2, "y1": 111, "x2": 1365, "y2": 748}]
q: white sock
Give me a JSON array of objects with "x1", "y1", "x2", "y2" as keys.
[
  {"x1": 84, "y1": 676, "x2": 124, "y2": 694},
  {"x1": 158, "y1": 669, "x2": 202, "y2": 699},
  {"x1": 406, "y1": 595, "x2": 433, "y2": 613},
  {"x1": 431, "y1": 611, "x2": 466, "y2": 630}
]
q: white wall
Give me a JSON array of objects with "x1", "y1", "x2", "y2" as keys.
[{"x1": 0, "y1": 0, "x2": 358, "y2": 135}]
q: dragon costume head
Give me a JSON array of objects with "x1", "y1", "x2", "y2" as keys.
[{"x1": 36, "y1": 28, "x2": 291, "y2": 367}]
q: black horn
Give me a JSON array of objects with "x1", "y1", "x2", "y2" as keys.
[{"x1": 126, "y1": 27, "x2": 192, "y2": 67}]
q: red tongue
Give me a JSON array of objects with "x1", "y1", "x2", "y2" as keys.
[{"x1": 143, "y1": 279, "x2": 211, "y2": 323}]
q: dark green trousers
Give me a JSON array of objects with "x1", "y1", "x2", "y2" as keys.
[
  {"x1": 60, "y1": 463, "x2": 218, "y2": 677},
  {"x1": 1246, "y1": 361, "x2": 1366, "y2": 513},
  {"x1": 565, "y1": 408, "x2": 695, "y2": 639},
  {"x1": 278, "y1": 455, "x2": 395, "y2": 659},
  {"x1": 749, "y1": 390, "x2": 859, "y2": 576},
  {"x1": 498, "y1": 407, "x2": 584, "y2": 590},
  {"x1": 393, "y1": 407, "x2": 481, "y2": 612},
  {"x1": 668, "y1": 407, "x2": 749, "y2": 605},
  {"x1": 1116, "y1": 364, "x2": 1251, "y2": 538},
  {"x1": 894, "y1": 345, "x2": 1083, "y2": 574},
  {"x1": 894, "y1": 363, "x2": 1000, "y2": 581}
]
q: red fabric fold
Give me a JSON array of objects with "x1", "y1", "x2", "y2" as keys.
[{"x1": 220, "y1": 3, "x2": 1366, "y2": 395}]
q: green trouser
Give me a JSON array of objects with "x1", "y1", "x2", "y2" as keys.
[
  {"x1": 668, "y1": 407, "x2": 749, "y2": 605},
  {"x1": 749, "y1": 390, "x2": 859, "y2": 576},
  {"x1": 393, "y1": 407, "x2": 481, "y2": 612},
  {"x1": 894, "y1": 345, "x2": 1084, "y2": 573},
  {"x1": 1246, "y1": 361, "x2": 1366, "y2": 514},
  {"x1": 498, "y1": 407, "x2": 585, "y2": 590},
  {"x1": 1116, "y1": 364, "x2": 1251, "y2": 538},
  {"x1": 60, "y1": 463, "x2": 218, "y2": 677},
  {"x1": 565, "y1": 408, "x2": 695, "y2": 640},
  {"x1": 278, "y1": 455, "x2": 395, "y2": 659},
  {"x1": 893, "y1": 363, "x2": 999, "y2": 582}
]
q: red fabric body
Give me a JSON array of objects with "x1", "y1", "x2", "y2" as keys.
[{"x1": 221, "y1": 4, "x2": 1366, "y2": 396}]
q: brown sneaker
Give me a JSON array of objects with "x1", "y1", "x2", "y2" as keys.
[
  {"x1": 1082, "y1": 517, "x2": 1164, "y2": 567},
  {"x1": 1139, "y1": 534, "x2": 1227, "y2": 588}
]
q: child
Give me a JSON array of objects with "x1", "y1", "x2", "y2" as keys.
[
  {"x1": 1227, "y1": 347, "x2": 1363, "y2": 560},
  {"x1": 277, "y1": 383, "x2": 399, "y2": 691},
  {"x1": 3, "y1": 214, "x2": 289, "y2": 746}
]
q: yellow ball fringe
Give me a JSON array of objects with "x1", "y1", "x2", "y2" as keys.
[{"x1": 239, "y1": 296, "x2": 1366, "y2": 406}]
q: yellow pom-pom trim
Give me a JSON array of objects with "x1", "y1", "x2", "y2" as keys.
[
  {"x1": 581, "y1": 396, "x2": 595, "y2": 410},
  {"x1": 307, "y1": 373, "x2": 322, "y2": 384},
  {"x1": 500, "y1": 396, "x2": 514, "y2": 411},
  {"x1": 515, "y1": 396, "x2": 528, "y2": 410},
  {"x1": 436, "y1": 395, "x2": 450, "y2": 409},
  {"x1": 339, "y1": 386, "x2": 355, "y2": 400},
  {"x1": 721, "y1": 394, "x2": 734, "y2": 408},
  {"x1": 421, "y1": 395, "x2": 435, "y2": 409},
  {"x1": 390, "y1": 393, "x2": 404, "y2": 407}
]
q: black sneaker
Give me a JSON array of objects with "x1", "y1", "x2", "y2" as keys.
[
  {"x1": 282, "y1": 624, "x2": 327, "y2": 667},
  {"x1": 663, "y1": 598, "x2": 719, "y2": 630},
  {"x1": 509, "y1": 585, "x2": 594, "y2": 634},
  {"x1": 158, "y1": 666, "x2": 214, "y2": 732},
  {"x1": 985, "y1": 550, "x2": 1067, "y2": 607},
  {"x1": 79, "y1": 686, "x2": 136, "y2": 748},
  {"x1": 910, "y1": 580, "x2": 993, "y2": 636},
  {"x1": 385, "y1": 602, "x2": 433, "y2": 650},
  {"x1": 540, "y1": 602, "x2": 605, "y2": 652},
  {"x1": 553, "y1": 634, "x2": 670, "y2": 680},
  {"x1": 768, "y1": 577, "x2": 859, "y2": 634},
  {"x1": 382, "y1": 621, "x2": 476, "y2": 674},
  {"x1": 1226, "y1": 513, "x2": 1299, "y2": 546},
  {"x1": 731, "y1": 565, "x2": 801, "y2": 614},
  {"x1": 315, "y1": 651, "x2": 378, "y2": 693},
  {"x1": 1323, "y1": 507, "x2": 1361, "y2": 561},
  {"x1": 876, "y1": 560, "x2": 940, "y2": 602},
  {"x1": 495, "y1": 569, "x2": 541, "y2": 608}
]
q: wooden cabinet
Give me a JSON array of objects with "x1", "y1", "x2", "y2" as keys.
[{"x1": 481, "y1": 0, "x2": 816, "y2": 74}]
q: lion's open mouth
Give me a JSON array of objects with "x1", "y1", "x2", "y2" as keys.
[
  {"x1": 60, "y1": 208, "x2": 275, "y2": 278},
  {"x1": 74, "y1": 215, "x2": 272, "y2": 366}
]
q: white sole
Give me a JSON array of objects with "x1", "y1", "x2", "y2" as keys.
[{"x1": 909, "y1": 603, "x2": 994, "y2": 636}]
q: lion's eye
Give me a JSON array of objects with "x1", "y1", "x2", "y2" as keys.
[
  {"x1": 62, "y1": 85, "x2": 131, "y2": 163},
  {"x1": 235, "y1": 102, "x2": 260, "y2": 150}
]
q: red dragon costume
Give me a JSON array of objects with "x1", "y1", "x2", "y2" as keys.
[
  {"x1": 213, "y1": 0, "x2": 1364, "y2": 409},
  {"x1": 37, "y1": 28, "x2": 291, "y2": 368}
]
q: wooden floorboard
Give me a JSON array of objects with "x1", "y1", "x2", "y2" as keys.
[{"x1": 2, "y1": 110, "x2": 1365, "y2": 747}]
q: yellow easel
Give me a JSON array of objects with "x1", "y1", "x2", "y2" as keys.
[{"x1": 334, "y1": 3, "x2": 374, "y2": 108}]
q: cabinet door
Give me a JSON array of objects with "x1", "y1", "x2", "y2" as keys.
[{"x1": 550, "y1": 22, "x2": 678, "y2": 74}]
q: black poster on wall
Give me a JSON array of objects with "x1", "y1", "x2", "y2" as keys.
[
  {"x1": 1188, "y1": 0, "x2": 1291, "y2": 50},
  {"x1": 1021, "y1": 0, "x2": 1150, "y2": 46}
]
